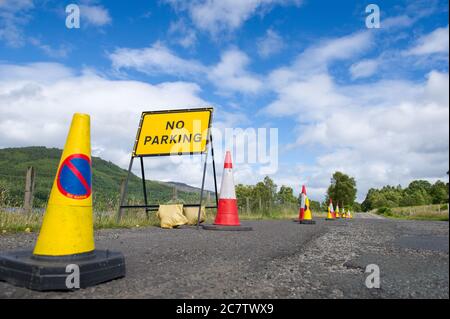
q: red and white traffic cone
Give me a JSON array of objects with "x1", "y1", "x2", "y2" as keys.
[
  {"x1": 295, "y1": 185, "x2": 316, "y2": 224},
  {"x1": 203, "y1": 151, "x2": 252, "y2": 231},
  {"x1": 326, "y1": 198, "x2": 335, "y2": 220},
  {"x1": 297, "y1": 185, "x2": 307, "y2": 221}
]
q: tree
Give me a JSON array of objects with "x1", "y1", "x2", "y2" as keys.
[
  {"x1": 309, "y1": 199, "x2": 322, "y2": 212},
  {"x1": 401, "y1": 180, "x2": 432, "y2": 206},
  {"x1": 263, "y1": 176, "x2": 277, "y2": 204},
  {"x1": 251, "y1": 176, "x2": 277, "y2": 209},
  {"x1": 430, "y1": 180, "x2": 449, "y2": 204},
  {"x1": 326, "y1": 172, "x2": 357, "y2": 209},
  {"x1": 277, "y1": 186, "x2": 297, "y2": 204},
  {"x1": 235, "y1": 184, "x2": 254, "y2": 205},
  {"x1": 353, "y1": 202, "x2": 362, "y2": 212}
]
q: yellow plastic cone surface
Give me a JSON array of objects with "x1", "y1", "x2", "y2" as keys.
[
  {"x1": 327, "y1": 206, "x2": 334, "y2": 219},
  {"x1": 33, "y1": 114, "x2": 94, "y2": 256},
  {"x1": 303, "y1": 197, "x2": 313, "y2": 221}
]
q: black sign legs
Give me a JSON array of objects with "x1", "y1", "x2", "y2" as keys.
[
  {"x1": 117, "y1": 157, "x2": 134, "y2": 222},
  {"x1": 197, "y1": 149, "x2": 209, "y2": 230},
  {"x1": 117, "y1": 135, "x2": 219, "y2": 230},
  {"x1": 210, "y1": 135, "x2": 219, "y2": 208},
  {"x1": 140, "y1": 156, "x2": 149, "y2": 219}
]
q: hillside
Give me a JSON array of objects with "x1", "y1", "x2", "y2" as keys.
[{"x1": 0, "y1": 147, "x2": 212, "y2": 210}]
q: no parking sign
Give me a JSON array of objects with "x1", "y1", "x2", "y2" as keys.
[{"x1": 57, "y1": 154, "x2": 92, "y2": 200}]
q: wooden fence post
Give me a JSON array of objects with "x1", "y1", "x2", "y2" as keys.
[
  {"x1": 23, "y1": 167, "x2": 36, "y2": 213},
  {"x1": 172, "y1": 186, "x2": 178, "y2": 200},
  {"x1": 118, "y1": 179, "x2": 126, "y2": 221}
]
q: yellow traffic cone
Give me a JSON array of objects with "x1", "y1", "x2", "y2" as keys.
[
  {"x1": 0, "y1": 114, "x2": 126, "y2": 291},
  {"x1": 34, "y1": 113, "x2": 94, "y2": 256},
  {"x1": 335, "y1": 204, "x2": 341, "y2": 218},
  {"x1": 347, "y1": 210, "x2": 353, "y2": 219},
  {"x1": 341, "y1": 207, "x2": 347, "y2": 219},
  {"x1": 299, "y1": 196, "x2": 316, "y2": 225}
]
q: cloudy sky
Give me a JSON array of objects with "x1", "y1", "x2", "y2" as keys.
[{"x1": 0, "y1": 0, "x2": 448, "y2": 202}]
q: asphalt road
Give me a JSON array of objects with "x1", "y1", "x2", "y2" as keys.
[{"x1": 0, "y1": 215, "x2": 448, "y2": 299}]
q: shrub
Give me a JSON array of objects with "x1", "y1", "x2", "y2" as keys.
[{"x1": 377, "y1": 207, "x2": 392, "y2": 216}]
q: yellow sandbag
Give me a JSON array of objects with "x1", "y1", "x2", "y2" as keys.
[
  {"x1": 183, "y1": 206, "x2": 206, "y2": 225},
  {"x1": 156, "y1": 204, "x2": 188, "y2": 229}
]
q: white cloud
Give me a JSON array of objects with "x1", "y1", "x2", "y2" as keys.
[
  {"x1": 349, "y1": 59, "x2": 379, "y2": 79},
  {"x1": 266, "y1": 31, "x2": 373, "y2": 90},
  {"x1": 29, "y1": 38, "x2": 71, "y2": 58},
  {"x1": 257, "y1": 29, "x2": 284, "y2": 58},
  {"x1": 209, "y1": 49, "x2": 263, "y2": 94},
  {"x1": 0, "y1": 62, "x2": 215, "y2": 184},
  {"x1": 264, "y1": 30, "x2": 449, "y2": 201},
  {"x1": 110, "y1": 42, "x2": 206, "y2": 76},
  {"x1": 0, "y1": 0, "x2": 34, "y2": 47},
  {"x1": 0, "y1": 62, "x2": 75, "y2": 82},
  {"x1": 383, "y1": 15, "x2": 415, "y2": 30},
  {"x1": 406, "y1": 25, "x2": 449, "y2": 56},
  {"x1": 266, "y1": 71, "x2": 449, "y2": 200},
  {"x1": 293, "y1": 31, "x2": 373, "y2": 76},
  {"x1": 110, "y1": 44, "x2": 262, "y2": 94},
  {"x1": 79, "y1": 4, "x2": 111, "y2": 27},
  {"x1": 166, "y1": 0, "x2": 302, "y2": 34},
  {"x1": 0, "y1": 62, "x2": 270, "y2": 191},
  {"x1": 169, "y1": 19, "x2": 197, "y2": 48}
]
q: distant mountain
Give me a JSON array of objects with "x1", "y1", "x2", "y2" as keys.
[{"x1": 0, "y1": 147, "x2": 214, "y2": 210}]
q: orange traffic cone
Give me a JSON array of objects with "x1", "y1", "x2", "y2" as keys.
[
  {"x1": 326, "y1": 198, "x2": 335, "y2": 220},
  {"x1": 295, "y1": 185, "x2": 316, "y2": 224},
  {"x1": 203, "y1": 151, "x2": 252, "y2": 231}
]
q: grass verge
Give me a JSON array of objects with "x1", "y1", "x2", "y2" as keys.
[
  {"x1": 1, "y1": 207, "x2": 328, "y2": 235},
  {"x1": 0, "y1": 210, "x2": 160, "y2": 235},
  {"x1": 375, "y1": 206, "x2": 449, "y2": 221}
]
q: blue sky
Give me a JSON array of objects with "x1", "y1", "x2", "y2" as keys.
[{"x1": 0, "y1": 0, "x2": 449, "y2": 202}]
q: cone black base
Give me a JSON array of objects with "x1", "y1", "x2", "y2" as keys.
[
  {"x1": 293, "y1": 219, "x2": 316, "y2": 224},
  {"x1": 0, "y1": 249, "x2": 125, "y2": 291},
  {"x1": 325, "y1": 218, "x2": 335, "y2": 221},
  {"x1": 202, "y1": 224, "x2": 253, "y2": 231},
  {"x1": 300, "y1": 220, "x2": 316, "y2": 224}
]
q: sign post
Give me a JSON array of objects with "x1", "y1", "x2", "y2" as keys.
[{"x1": 117, "y1": 108, "x2": 218, "y2": 229}]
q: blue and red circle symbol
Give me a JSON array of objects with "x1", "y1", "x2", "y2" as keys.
[{"x1": 57, "y1": 154, "x2": 92, "y2": 200}]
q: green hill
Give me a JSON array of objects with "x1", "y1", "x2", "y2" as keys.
[{"x1": 0, "y1": 147, "x2": 211, "y2": 211}]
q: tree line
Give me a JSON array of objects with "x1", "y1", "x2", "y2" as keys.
[
  {"x1": 235, "y1": 171, "x2": 448, "y2": 214},
  {"x1": 361, "y1": 180, "x2": 449, "y2": 211},
  {"x1": 235, "y1": 175, "x2": 336, "y2": 213}
]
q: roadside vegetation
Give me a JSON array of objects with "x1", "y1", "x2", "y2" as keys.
[
  {"x1": 362, "y1": 180, "x2": 448, "y2": 211},
  {"x1": 0, "y1": 209, "x2": 159, "y2": 235},
  {"x1": 375, "y1": 204, "x2": 449, "y2": 221},
  {"x1": 1, "y1": 147, "x2": 448, "y2": 235}
]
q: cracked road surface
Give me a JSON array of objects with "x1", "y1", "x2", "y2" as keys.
[{"x1": 0, "y1": 217, "x2": 448, "y2": 298}]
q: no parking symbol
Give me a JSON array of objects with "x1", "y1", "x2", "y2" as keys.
[{"x1": 57, "y1": 154, "x2": 92, "y2": 200}]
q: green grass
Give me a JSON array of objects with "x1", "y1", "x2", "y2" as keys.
[
  {"x1": 0, "y1": 210, "x2": 160, "y2": 235},
  {"x1": 1, "y1": 204, "x2": 331, "y2": 235},
  {"x1": 375, "y1": 204, "x2": 449, "y2": 221}
]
